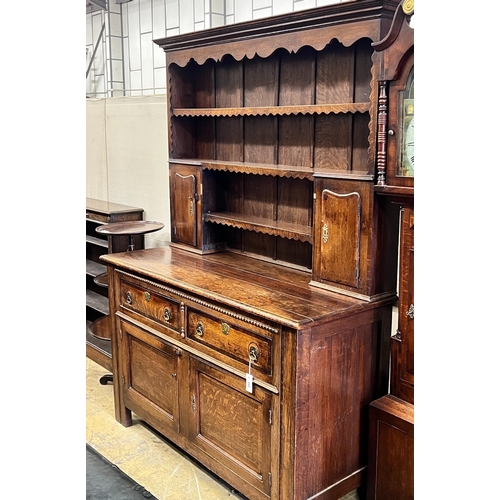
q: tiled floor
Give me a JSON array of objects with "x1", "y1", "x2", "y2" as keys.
[{"x1": 86, "y1": 357, "x2": 361, "y2": 500}]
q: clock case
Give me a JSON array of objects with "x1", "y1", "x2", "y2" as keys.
[
  {"x1": 373, "y1": 2, "x2": 414, "y2": 196},
  {"x1": 367, "y1": 2, "x2": 414, "y2": 498}
]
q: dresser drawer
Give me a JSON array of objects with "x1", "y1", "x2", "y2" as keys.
[
  {"x1": 186, "y1": 308, "x2": 274, "y2": 377},
  {"x1": 119, "y1": 280, "x2": 181, "y2": 332}
]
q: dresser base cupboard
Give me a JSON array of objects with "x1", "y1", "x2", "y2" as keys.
[{"x1": 103, "y1": 247, "x2": 394, "y2": 500}]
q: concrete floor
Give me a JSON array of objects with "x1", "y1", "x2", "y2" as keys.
[{"x1": 86, "y1": 357, "x2": 361, "y2": 500}]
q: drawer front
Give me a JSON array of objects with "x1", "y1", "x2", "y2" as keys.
[
  {"x1": 86, "y1": 212, "x2": 110, "y2": 223},
  {"x1": 187, "y1": 308, "x2": 273, "y2": 377},
  {"x1": 120, "y1": 280, "x2": 181, "y2": 332}
]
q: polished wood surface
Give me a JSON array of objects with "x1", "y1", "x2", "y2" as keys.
[
  {"x1": 367, "y1": 395, "x2": 414, "y2": 500},
  {"x1": 391, "y1": 204, "x2": 414, "y2": 403},
  {"x1": 368, "y1": 2, "x2": 414, "y2": 497},
  {"x1": 103, "y1": 247, "x2": 395, "y2": 500},
  {"x1": 159, "y1": 0, "x2": 400, "y2": 299},
  {"x1": 100, "y1": 3, "x2": 405, "y2": 499},
  {"x1": 95, "y1": 220, "x2": 165, "y2": 236}
]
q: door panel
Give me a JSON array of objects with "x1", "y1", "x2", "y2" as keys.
[
  {"x1": 188, "y1": 355, "x2": 273, "y2": 496},
  {"x1": 170, "y1": 165, "x2": 198, "y2": 247},
  {"x1": 120, "y1": 319, "x2": 181, "y2": 433}
]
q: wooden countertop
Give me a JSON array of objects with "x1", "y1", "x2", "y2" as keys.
[{"x1": 101, "y1": 245, "x2": 394, "y2": 329}]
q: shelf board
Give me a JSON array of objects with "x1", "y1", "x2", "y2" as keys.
[
  {"x1": 204, "y1": 212, "x2": 313, "y2": 243},
  {"x1": 86, "y1": 289, "x2": 109, "y2": 315},
  {"x1": 170, "y1": 159, "x2": 314, "y2": 180},
  {"x1": 173, "y1": 103, "x2": 370, "y2": 118},
  {"x1": 86, "y1": 320, "x2": 112, "y2": 371},
  {"x1": 86, "y1": 235, "x2": 108, "y2": 248},
  {"x1": 86, "y1": 259, "x2": 106, "y2": 277},
  {"x1": 203, "y1": 160, "x2": 314, "y2": 180}
]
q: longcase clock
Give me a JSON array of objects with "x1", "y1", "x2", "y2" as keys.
[{"x1": 368, "y1": 1, "x2": 415, "y2": 499}]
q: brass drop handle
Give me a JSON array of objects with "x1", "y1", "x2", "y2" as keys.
[
  {"x1": 164, "y1": 308, "x2": 172, "y2": 322},
  {"x1": 195, "y1": 322, "x2": 204, "y2": 337},
  {"x1": 249, "y1": 344, "x2": 259, "y2": 363},
  {"x1": 126, "y1": 291, "x2": 132, "y2": 305}
]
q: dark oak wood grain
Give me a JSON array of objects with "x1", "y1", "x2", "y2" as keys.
[
  {"x1": 102, "y1": 3, "x2": 405, "y2": 500},
  {"x1": 368, "y1": 3, "x2": 414, "y2": 497},
  {"x1": 103, "y1": 245, "x2": 395, "y2": 500}
]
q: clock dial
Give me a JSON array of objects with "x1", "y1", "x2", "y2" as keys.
[
  {"x1": 402, "y1": 103, "x2": 414, "y2": 176},
  {"x1": 397, "y1": 68, "x2": 414, "y2": 178},
  {"x1": 405, "y1": 115, "x2": 414, "y2": 175}
]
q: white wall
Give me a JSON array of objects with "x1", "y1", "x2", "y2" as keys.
[
  {"x1": 86, "y1": 95, "x2": 170, "y2": 247},
  {"x1": 86, "y1": 0, "x2": 346, "y2": 97}
]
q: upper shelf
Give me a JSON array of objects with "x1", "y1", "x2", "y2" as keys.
[{"x1": 172, "y1": 103, "x2": 370, "y2": 118}]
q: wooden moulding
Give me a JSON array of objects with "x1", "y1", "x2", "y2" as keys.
[
  {"x1": 155, "y1": 1, "x2": 398, "y2": 66},
  {"x1": 172, "y1": 103, "x2": 370, "y2": 117}
]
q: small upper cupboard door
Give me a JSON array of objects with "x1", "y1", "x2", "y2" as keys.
[
  {"x1": 319, "y1": 189, "x2": 361, "y2": 288},
  {"x1": 170, "y1": 164, "x2": 199, "y2": 247},
  {"x1": 187, "y1": 355, "x2": 273, "y2": 499}
]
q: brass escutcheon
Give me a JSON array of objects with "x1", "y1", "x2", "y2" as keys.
[
  {"x1": 164, "y1": 308, "x2": 171, "y2": 322},
  {"x1": 221, "y1": 322, "x2": 230, "y2": 335},
  {"x1": 126, "y1": 291, "x2": 132, "y2": 304},
  {"x1": 144, "y1": 292, "x2": 151, "y2": 302},
  {"x1": 322, "y1": 223, "x2": 329, "y2": 244},
  {"x1": 249, "y1": 344, "x2": 259, "y2": 362},
  {"x1": 195, "y1": 322, "x2": 204, "y2": 337}
]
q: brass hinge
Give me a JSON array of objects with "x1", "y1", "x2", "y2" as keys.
[
  {"x1": 121, "y1": 375, "x2": 125, "y2": 385},
  {"x1": 119, "y1": 329, "x2": 122, "y2": 340},
  {"x1": 392, "y1": 329, "x2": 402, "y2": 342},
  {"x1": 269, "y1": 472, "x2": 272, "y2": 487},
  {"x1": 269, "y1": 409, "x2": 272, "y2": 425}
]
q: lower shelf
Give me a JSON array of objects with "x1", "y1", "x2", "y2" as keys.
[
  {"x1": 89, "y1": 315, "x2": 112, "y2": 340},
  {"x1": 86, "y1": 319, "x2": 112, "y2": 372}
]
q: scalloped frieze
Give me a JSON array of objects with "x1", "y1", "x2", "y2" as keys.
[
  {"x1": 166, "y1": 18, "x2": 382, "y2": 68},
  {"x1": 173, "y1": 103, "x2": 370, "y2": 118},
  {"x1": 201, "y1": 162, "x2": 314, "y2": 180}
]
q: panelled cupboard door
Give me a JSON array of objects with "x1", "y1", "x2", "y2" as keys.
[
  {"x1": 170, "y1": 164, "x2": 199, "y2": 247},
  {"x1": 119, "y1": 319, "x2": 181, "y2": 434},
  {"x1": 391, "y1": 205, "x2": 414, "y2": 403},
  {"x1": 319, "y1": 189, "x2": 361, "y2": 288},
  {"x1": 312, "y1": 178, "x2": 377, "y2": 298},
  {"x1": 187, "y1": 355, "x2": 273, "y2": 499}
]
